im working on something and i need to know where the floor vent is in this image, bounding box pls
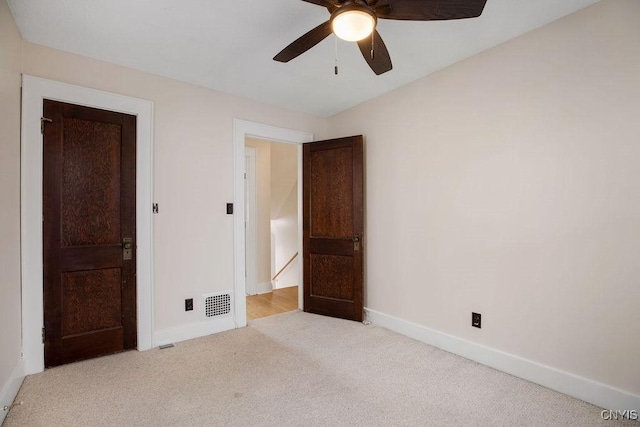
[202,292,232,320]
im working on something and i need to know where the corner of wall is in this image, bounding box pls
[0,0,26,420]
[0,359,25,424]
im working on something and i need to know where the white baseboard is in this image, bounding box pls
[256,282,273,295]
[364,308,640,413]
[0,359,25,425]
[273,283,298,290]
[153,316,236,347]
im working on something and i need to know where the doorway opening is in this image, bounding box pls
[244,137,300,321]
[232,119,313,328]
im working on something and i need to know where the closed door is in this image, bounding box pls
[43,100,137,367]
[303,136,364,321]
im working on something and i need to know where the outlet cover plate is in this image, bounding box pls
[472,312,481,328]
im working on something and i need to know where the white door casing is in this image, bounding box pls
[21,75,154,374]
[232,119,313,327]
[244,146,258,296]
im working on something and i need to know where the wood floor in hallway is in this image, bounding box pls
[246,286,298,321]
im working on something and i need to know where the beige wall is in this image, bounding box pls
[245,138,273,286]
[328,0,640,395]
[270,142,298,218]
[4,0,639,406]
[270,143,299,289]
[20,42,328,330]
[272,183,299,289]
[0,0,23,401]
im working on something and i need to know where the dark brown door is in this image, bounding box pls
[43,100,137,367]
[303,136,364,321]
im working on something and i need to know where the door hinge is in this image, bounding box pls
[41,327,45,344]
[40,117,52,134]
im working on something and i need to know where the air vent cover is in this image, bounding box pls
[202,292,232,320]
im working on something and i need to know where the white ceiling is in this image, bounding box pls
[7,0,599,117]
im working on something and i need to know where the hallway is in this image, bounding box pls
[246,286,298,321]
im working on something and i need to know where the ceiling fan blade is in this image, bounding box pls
[274,20,333,63]
[357,30,392,75]
[376,0,488,21]
[300,0,336,7]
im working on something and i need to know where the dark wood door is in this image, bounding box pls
[303,136,364,321]
[43,100,137,367]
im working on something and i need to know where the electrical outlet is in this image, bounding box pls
[472,312,481,328]
[185,298,193,311]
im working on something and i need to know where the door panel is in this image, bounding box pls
[309,254,354,300]
[61,117,122,246]
[310,145,354,238]
[303,136,364,321]
[61,269,122,336]
[43,100,137,367]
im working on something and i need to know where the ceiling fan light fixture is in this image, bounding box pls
[331,5,377,42]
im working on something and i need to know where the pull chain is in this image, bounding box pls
[334,35,339,75]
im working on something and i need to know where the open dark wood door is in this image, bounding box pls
[303,136,364,321]
[43,100,137,367]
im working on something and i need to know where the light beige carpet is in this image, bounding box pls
[4,311,636,426]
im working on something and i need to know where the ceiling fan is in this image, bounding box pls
[274,0,488,75]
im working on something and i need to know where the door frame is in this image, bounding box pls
[21,75,155,375]
[244,146,258,295]
[233,119,313,327]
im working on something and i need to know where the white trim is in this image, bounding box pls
[233,119,313,328]
[244,147,258,296]
[364,308,640,413]
[21,75,155,375]
[256,282,273,295]
[0,360,25,425]
[296,144,304,311]
[154,316,236,347]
